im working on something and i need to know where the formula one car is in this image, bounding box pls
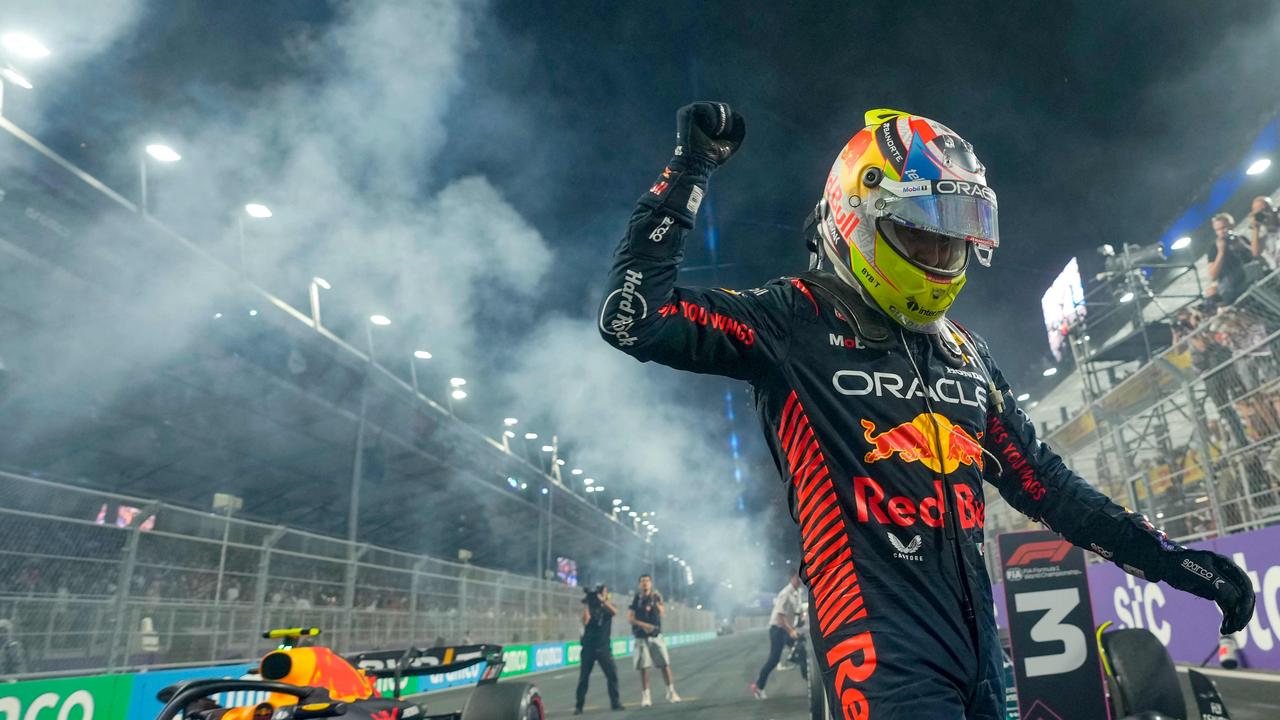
[155,628,543,720]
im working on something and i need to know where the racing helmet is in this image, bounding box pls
[815,109,999,331]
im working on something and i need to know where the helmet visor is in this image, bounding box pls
[879,189,999,250]
[878,218,970,276]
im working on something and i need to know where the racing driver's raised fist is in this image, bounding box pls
[675,101,745,169]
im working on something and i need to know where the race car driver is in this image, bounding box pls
[597,102,1256,719]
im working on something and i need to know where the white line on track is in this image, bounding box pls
[1177,664,1280,683]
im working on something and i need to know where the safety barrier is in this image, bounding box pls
[0,631,718,719]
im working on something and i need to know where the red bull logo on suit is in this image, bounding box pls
[860,413,984,474]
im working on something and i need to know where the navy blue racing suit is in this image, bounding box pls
[598,157,1230,719]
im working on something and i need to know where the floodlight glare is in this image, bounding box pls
[369,314,391,325]
[612,499,622,506]
[628,511,638,517]
[244,203,273,218]
[584,478,595,485]
[1016,392,1031,402]
[1246,158,1271,176]
[540,445,554,452]
[414,350,432,359]
[1042,367,1058,377]
[1118,291,1135,303]
[2,33,51,59]
[570,468,583,475]
[524,432,538,440]
[145,144,181,162]
[0,67,32,90]
[503,417,519,426]
[451,389,467,400]
[503,430,515,438]
[248,309,258,317]
[449,377,466,387]
[312,276,332,289]
[1170,236,1192,251]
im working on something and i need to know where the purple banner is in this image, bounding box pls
[993,524,1280,670]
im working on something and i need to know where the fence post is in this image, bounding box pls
[342,543,370,652]
[107,502,158,671]
[250,527,287,654]
[1185,382,1227,535]
[409,558,427,640]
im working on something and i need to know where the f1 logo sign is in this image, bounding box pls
[1006,540,1071,566]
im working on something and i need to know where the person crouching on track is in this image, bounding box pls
[576,583,625,714]
[628,574,681,706]
[751,568,803,699]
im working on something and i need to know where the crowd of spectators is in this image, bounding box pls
[1161,196,1280,531]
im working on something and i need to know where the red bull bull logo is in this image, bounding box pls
[860,413,984,474]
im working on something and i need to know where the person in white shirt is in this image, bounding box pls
[751,568,803,700]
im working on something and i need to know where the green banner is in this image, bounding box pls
[499,644,531,677]
[0,673,134,720]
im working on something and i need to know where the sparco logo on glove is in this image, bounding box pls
[599,269,647,347]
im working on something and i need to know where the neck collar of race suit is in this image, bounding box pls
[797,270,967,369]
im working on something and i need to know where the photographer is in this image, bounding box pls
[575,584,624,714]
[1250,196,1280,269]
[628,574,680,706]
[1208,213,1255,304]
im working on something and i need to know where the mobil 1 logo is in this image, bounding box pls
[998,530,1108,720]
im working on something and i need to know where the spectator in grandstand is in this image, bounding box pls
[1207,213,1256,304]
[575,584,624,714]
[0,618,27,677]
[1250,196,1280,269]
[628,574,680,706]
[750,568,803,700]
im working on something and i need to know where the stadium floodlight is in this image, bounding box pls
[555,458,566,466]
[620,505,630,511]
[145,144,181,162]
[520,482,528,490]
[504,417,519,426]
[1042,367,1057,377]
[524,432,538,440]
[628,511,638,517]
[540,445,554,452]
[449,377,466,387]
[570,468,583,475]
[1118,291,1135,303]
[2,33,51,59]
[503,430,515,439]
[584,477,595,485]
[213,312,223,319]
[413,350,432,359]
[541,487,549,495]
[612,498,622,506]
[244,203,272,218]
[369,314,391,325]
[312,276,332,290]
[1170,236,1192,251]
[248,309,258,317]
[1246,158,1271,176]
[0,66,32,89]
[506,477,518,488]
[451,389,467,400]
[1016,392,1031,402]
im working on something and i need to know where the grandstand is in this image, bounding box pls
[0,113,710,677]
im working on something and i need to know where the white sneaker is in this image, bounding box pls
[666,687,682,703]
[751,682,767,700]
[640,689,652,707]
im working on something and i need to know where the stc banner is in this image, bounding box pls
[994,523,1280,670]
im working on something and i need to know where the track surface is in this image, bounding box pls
[412,629,1280,719]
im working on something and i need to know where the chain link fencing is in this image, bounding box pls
[0,472,713,679]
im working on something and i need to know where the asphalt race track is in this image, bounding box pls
[414,629,809,719]
[413,629,1280,719]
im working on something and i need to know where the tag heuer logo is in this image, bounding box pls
[888,532,923,562]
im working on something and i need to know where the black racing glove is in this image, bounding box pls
[675,101,746,170]
[1160,548,1255,634]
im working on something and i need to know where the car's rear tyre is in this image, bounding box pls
[462,682,543,720]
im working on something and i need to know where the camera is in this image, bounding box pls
[1252,205,1279,233]
[583,584,607,607]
